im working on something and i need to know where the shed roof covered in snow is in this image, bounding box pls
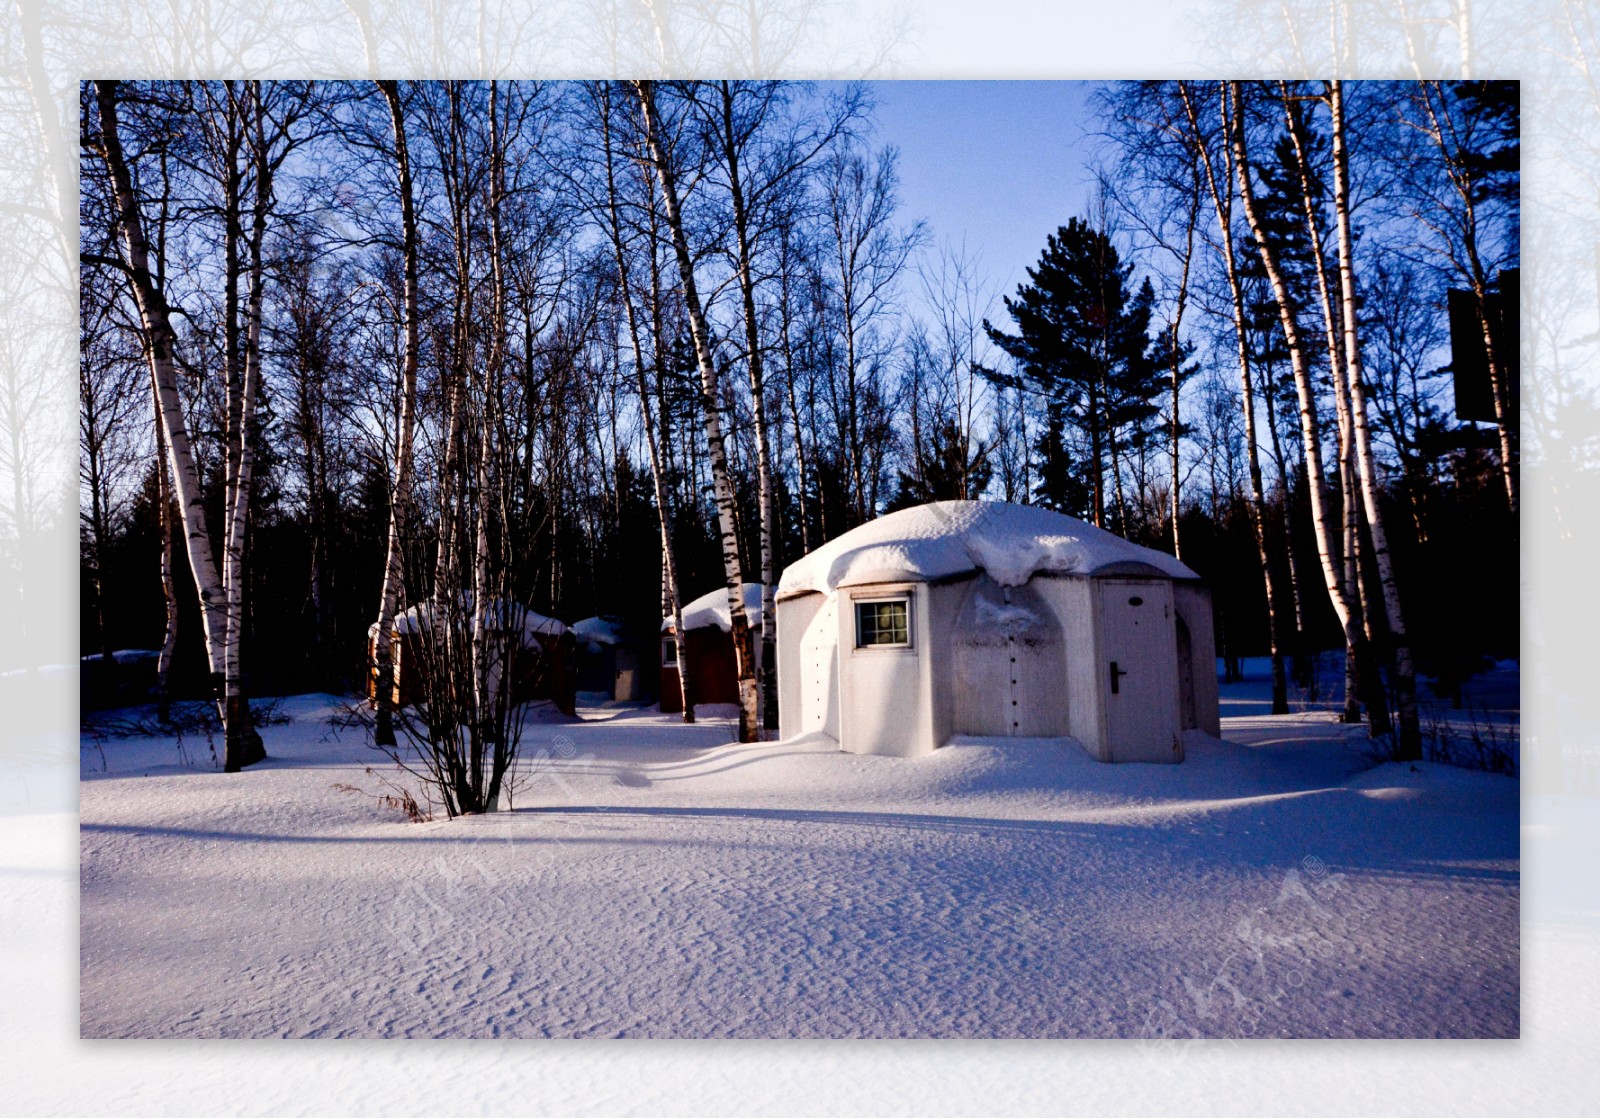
[776,500,1198,600]
[371,595,567,641]
[573,615,631,649]
[664,583,765,634]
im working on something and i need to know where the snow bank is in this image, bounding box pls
[78,691,1520,1040]
[664,583,765,634]
[776,500,1197,598]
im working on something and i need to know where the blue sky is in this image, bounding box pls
[861,80,1107,309]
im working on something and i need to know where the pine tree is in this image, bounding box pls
[982,218,1163,530]
[886,419,993,510]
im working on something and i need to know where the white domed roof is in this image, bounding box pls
[776,500,1197,599]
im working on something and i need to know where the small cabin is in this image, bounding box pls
[775,500,1219,762]
[368,595,575,716]
[572,615,655,703]
[660,583,764,713]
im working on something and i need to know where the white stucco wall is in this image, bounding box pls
[838,583,937,757]
[781,569,1212,764]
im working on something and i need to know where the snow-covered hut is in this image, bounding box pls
[775,500,1219,762]
[80,648,161,711]
[573,614,654,702]
[368,595,575,715]
[660,583,764,713]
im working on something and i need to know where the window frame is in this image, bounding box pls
[852,594,913,650]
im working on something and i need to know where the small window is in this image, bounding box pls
[662,640,678,667]
[855,598,910,648]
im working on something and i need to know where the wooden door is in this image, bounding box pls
[1097,579,1182,762]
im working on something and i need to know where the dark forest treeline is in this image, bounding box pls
[80,79,1517,774]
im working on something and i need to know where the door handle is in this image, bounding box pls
[1110,661,1127,694]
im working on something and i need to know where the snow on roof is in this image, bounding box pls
[81,649,161,666]
[372,594,567,641]
[776,500,1198,598]
[573,615,630,648]
[664,583,765,634]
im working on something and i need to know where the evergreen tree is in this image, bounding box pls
[982,217,1163,528]
[886,418,993,510]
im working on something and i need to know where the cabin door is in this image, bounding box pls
[614,647,640,702]
[1097,579,1182,762]
[953,576,1068,738]
[800,597,839,737]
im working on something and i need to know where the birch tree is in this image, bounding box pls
[594,82,694,722]
[1328,78,1422,758]
[90,80,264,769]
[371,79,422,749]
[1230,80,1375,732]
[631,79,760,743]
[693,79,858,730]
[1277,82,1368,721]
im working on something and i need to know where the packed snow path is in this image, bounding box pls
[80,688,1518,1039]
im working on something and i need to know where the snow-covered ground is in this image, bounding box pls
[78,668,1519,1039]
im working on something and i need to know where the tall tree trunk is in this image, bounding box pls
[1231,81,1367,725]
[434,84,474,606]
[598,84,693,722]
[1168,189,1199,558]
[777,224,812,554]
[715,82,779,733]
[372,79,421,749]
[218,82,271,771]
[472,80,509,810]
[152,376,178,723]
[1180,81,1288,714]
[633,79,760,743]
[1088,380,1105,528]
[93,81,235,752]
[1328,79,1420,758]
[1279,84,1365,722]
[81,377,114,663]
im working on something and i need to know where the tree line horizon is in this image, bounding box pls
[78,79,1517,793]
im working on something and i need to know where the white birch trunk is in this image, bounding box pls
[1230,82,1366,706]
[1181,82,1289,714]
[94,81,231,730]
[598,84,693,722]
[152,375,177,723]
[1279,84,1366,723]
[372,80,421,749]
[216,82,272,769]
[633,79,760,743]
[715,83,779,733]
[1328,79,1422,758]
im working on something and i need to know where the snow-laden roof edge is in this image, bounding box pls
[664,583,765,634]
[368,594,567,641]
[776,500,1199,599]
[573,615,631,648]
